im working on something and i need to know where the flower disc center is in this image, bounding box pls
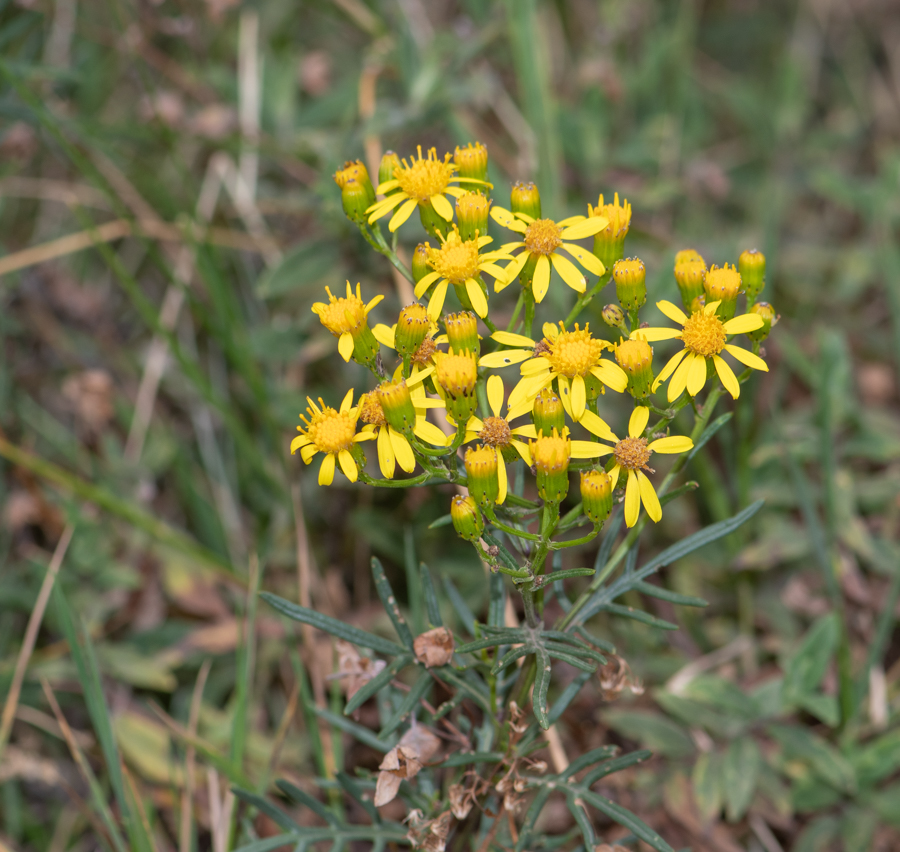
[547,329,604,377]
[314,293,366,335]
[614,436,652,472]
[430,238,479,282]
[358,392,386,427]
[395,150,456,201]
[524,219,563,255]
[306,408,357,453]
[681,311,726,358]
[480,416,511,448]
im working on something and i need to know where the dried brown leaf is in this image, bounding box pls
[414,627,454,668]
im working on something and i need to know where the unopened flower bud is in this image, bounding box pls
[675,248,704,266]
[451,494,484,541]
[580,469,612,525]
[531,428,571,504]
[704,264,742,320]
[674,258,707,312]
[334,160,374,197]
[444,311,480,357]
[311,282,381,366]
[615,337,654,399]
[532,387,565,436]
[341,179,372,224]
[465,446,499,508]
[510,181,541,220]
[377,380,417,435]
[456,191,490,241]
[613,258,647,312]
[433,349,479,422]
[602,304,626,331]
[454,142,489,182]
[690,294,706,313]
[589,193,631,273]
[395,304,431,357]
[747,301,778,342]
[412,243,432,284]
[739,249,766,304]
[378,151,401,190]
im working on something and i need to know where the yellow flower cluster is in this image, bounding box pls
[297,143,777,532]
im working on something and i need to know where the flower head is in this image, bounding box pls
[433,348,479,421]
[638,300,768,401]
[414,227,510,319]
[291,390,376,485]
[588,193,631,271]
[490,207,609,303]
[593,407,693,527]
[312,282,383,364]
[739,249,766,303]
[366,146,491,233]
[703,264,742,320]
[480,323,627,421]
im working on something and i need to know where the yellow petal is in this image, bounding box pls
[551,252,586,293]
[571,441,613,459]
[414,419,450,447]
[723,313,764,334]
[318,453,336,486]
[372,323,396,348]
[654,349,687,389]
[588,360,628,393]
[557,375,573,419]
[430,193,454,221]
[520,356,552,376]
[338,449,358,482]
[556,215,586,228]
[724,344,768,371]
[713,354,740,399]
[478,262,510,280]
[389,197,418,232]
[499,250,530,289]
[414,271,442,298]
[340,388,354,412]
[510,423,537,439]
[571,374,586,421]
[635,327,682,342]
[479,349,532,369]
[704,300,721,315]
[532,255,552,303]
[465,278,489,317]
[511,439,532,466]
[486,374,504,416]
[390,428,417,472]
[497,455,508,505]
[493,330,535,347]
[506,398,534,422]
[667,352,694,402]
[560,243,604,276]
[648,435,693,454]
[624,470,640,527]
[686,352,708,396]
[609,464,621,490]
[426,280,449,320]
[366,192,406,222]
[580,410,617,442]
[637,471,661,523]
[290,435,310,454]
[628,405,650,437]
[560,216,609,240]
[338,332,354,362]
[375,179,400,194]
[656,300,688,326]
[490,206,517,228]
[508,373,551,409]
[377,427,396,478]
[301,444,318,464]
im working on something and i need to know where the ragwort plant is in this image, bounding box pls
[254,141,778,852]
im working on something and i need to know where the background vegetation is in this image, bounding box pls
[1,0,899,850]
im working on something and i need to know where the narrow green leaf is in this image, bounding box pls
[419,563,443,627]
[457,632,525,654]
[533,646,552,729]
[427,513,453,529]
[543,640,606,665]
[783,613,838,705]
[438,668,492,714]
[723,738,760,821]
[261,592,406,655]
[370,557,415,649]
[561,745,619,780]
[232,835,300,852]
[598,603,678,630]
[685,412,732,464]
[379,668,432,738]
[335,771,380,822]
[443,577,476,635]
[566,793,595,848]
[545,649,596,673]
[580,789,676,852]
[768,724,857,794]
[634,580,708,608]
[311,706,394,753]
[492,644,535,674]
[548,670,592,726]
[532,567,595,588]
[344,656,413,715]
[851,728,900,787]
[603,710,694,758]
[574,625,616,653]
[582,750,653,786]
[276,780,340,826]
[232,787,301,831]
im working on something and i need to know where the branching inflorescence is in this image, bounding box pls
[263,142,778,852]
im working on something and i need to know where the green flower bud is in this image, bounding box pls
[674,258,707,313]
[510,181,541,220]
[395,304,431,357]
[704,264,741,321]
[412,242,432,284]
[739,249,766,304]
[465,445,499,508]
[451,494,484,541]
[456,191,490,241]
[378,151,401,189]
[454,142,488,182]
[747,301,778,342]
[444,312,480,357]
[580,469,612,525]
[531,428,571,504]
[602,304,626,331]
[377,380,418,435]
[532,387,565,436]
[615,337,654,399]
[613,258,647,313]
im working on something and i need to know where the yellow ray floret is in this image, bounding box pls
[311,282,384,362]
[636,300,767,402]
[590,406,694,528]
[480,323,627,421]
[291,390,376,486]
[366,146,491,233]
[490,207,610,303]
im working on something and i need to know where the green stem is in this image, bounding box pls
[524,290,536,339]
[550,526,601,550]
[359,471,433,488]
[485,507,542,542]
[564,271,612,327]
[362,223,415,283]
[506,292,525,332]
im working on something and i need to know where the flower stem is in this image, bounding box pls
[564,271,612,327]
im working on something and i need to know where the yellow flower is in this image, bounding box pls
[291,390,376,486]
[372,317,444,382]
[490,207,609,303]
[311,282,384,363]
[357,376,446,479]
[366,146,490,233]
[479,323,627,421]
[462,375,537,504]
[594,407,693,528]
[414,228,512,320]
[637,300,768,402]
